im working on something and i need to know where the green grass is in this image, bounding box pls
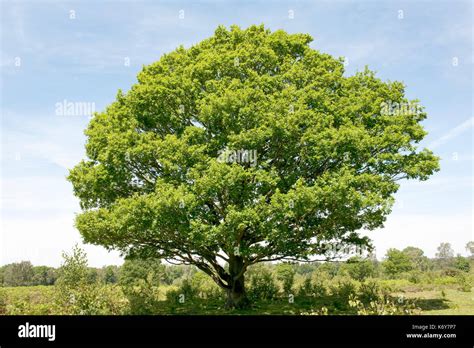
[399,288,474,315]
[1,283,473,315]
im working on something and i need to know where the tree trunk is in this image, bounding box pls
[225,256,248,309]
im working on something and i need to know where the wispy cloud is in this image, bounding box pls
[428,117,473,149]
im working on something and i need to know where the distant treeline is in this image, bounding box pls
[1,242,472,288]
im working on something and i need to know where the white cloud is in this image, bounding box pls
[428,117,474,149]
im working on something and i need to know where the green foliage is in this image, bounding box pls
[407,270,423,284]
[55,245,127,314]
[56,245,90,288]
[402,247,431,271]
[166,277,204,306]
[32,266,57,286]
[101,265,120,284]
[317,262,340,278]
[358,279,382,304]
[247,266,279,301]
[349,279,421,315]
[275,263,296,294]
[293,263,318,275]
[163,265,190,285]
[1,255,473,315]
[348,293,420,315]
[189,272,224,300]
[300,306,329,315]
[455,273,472,292]
[297,275,327,298]
[68,24,439,305]
[121,279,161,314]
[339,256,376,281]
[119,258,164,314]
[382,248,414,277]
[330,278,357,310]
[297,276,315,297]
[453,255,470,272]
[0,288,6,314]
[2,261,34,287]
[119,258,164,288]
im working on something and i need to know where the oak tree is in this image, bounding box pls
[68,25,439,308]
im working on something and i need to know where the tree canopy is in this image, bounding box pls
[68,25,439,307]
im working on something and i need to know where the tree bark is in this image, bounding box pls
[225,256,248,309]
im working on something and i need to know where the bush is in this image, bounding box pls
[190,272,224,300]
[330,278,357,310]
[348,293,420,315]
[312,278,328,297]
[349,279,420,315]
[0,288,6,315]
[297,276,315,297]
[101,266,120,284]
[358,280,383,304]
[121,280,160,314]
[55,245,127,315]
[119,258,164,288]
[247,266,279,301]
[317,263,340,278]
[340,257,376,281]
[297,272,328,299]
[443,268,461,277]
[275,263,296,295]
[407,270,423,284]
[118,258,166,314]
[453,256,470,273]
[382,249,414,278]
[456,274,472,292]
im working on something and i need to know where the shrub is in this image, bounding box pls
[55,245,127,315]
[297,276,315,298]
[358,279,383,304]
[340,257,376,281]
[247,266,279,301]
[382,249,414,278]
[317,263,340,278]
[190,272,224,300]
[119,258,164,288]
[101,266,120,284]
[121,279,161,314]
[312,278,328,297]
[297,270,329,299]
[166,277,202,304]
[330,278,358,310]
[407,270,423,284]
[456,274,472,292]
[443,268,461,277]
[119,258,165,314]
[300,306,329,315]
[348,293,420,315]
[453,256,470,273]
[275,263,296,295]
[0,288,6,315]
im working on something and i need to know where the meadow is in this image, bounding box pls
[1,246,473,316]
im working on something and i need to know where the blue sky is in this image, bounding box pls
[1,0,472,266]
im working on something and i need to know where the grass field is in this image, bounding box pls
[1,282,472,315]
